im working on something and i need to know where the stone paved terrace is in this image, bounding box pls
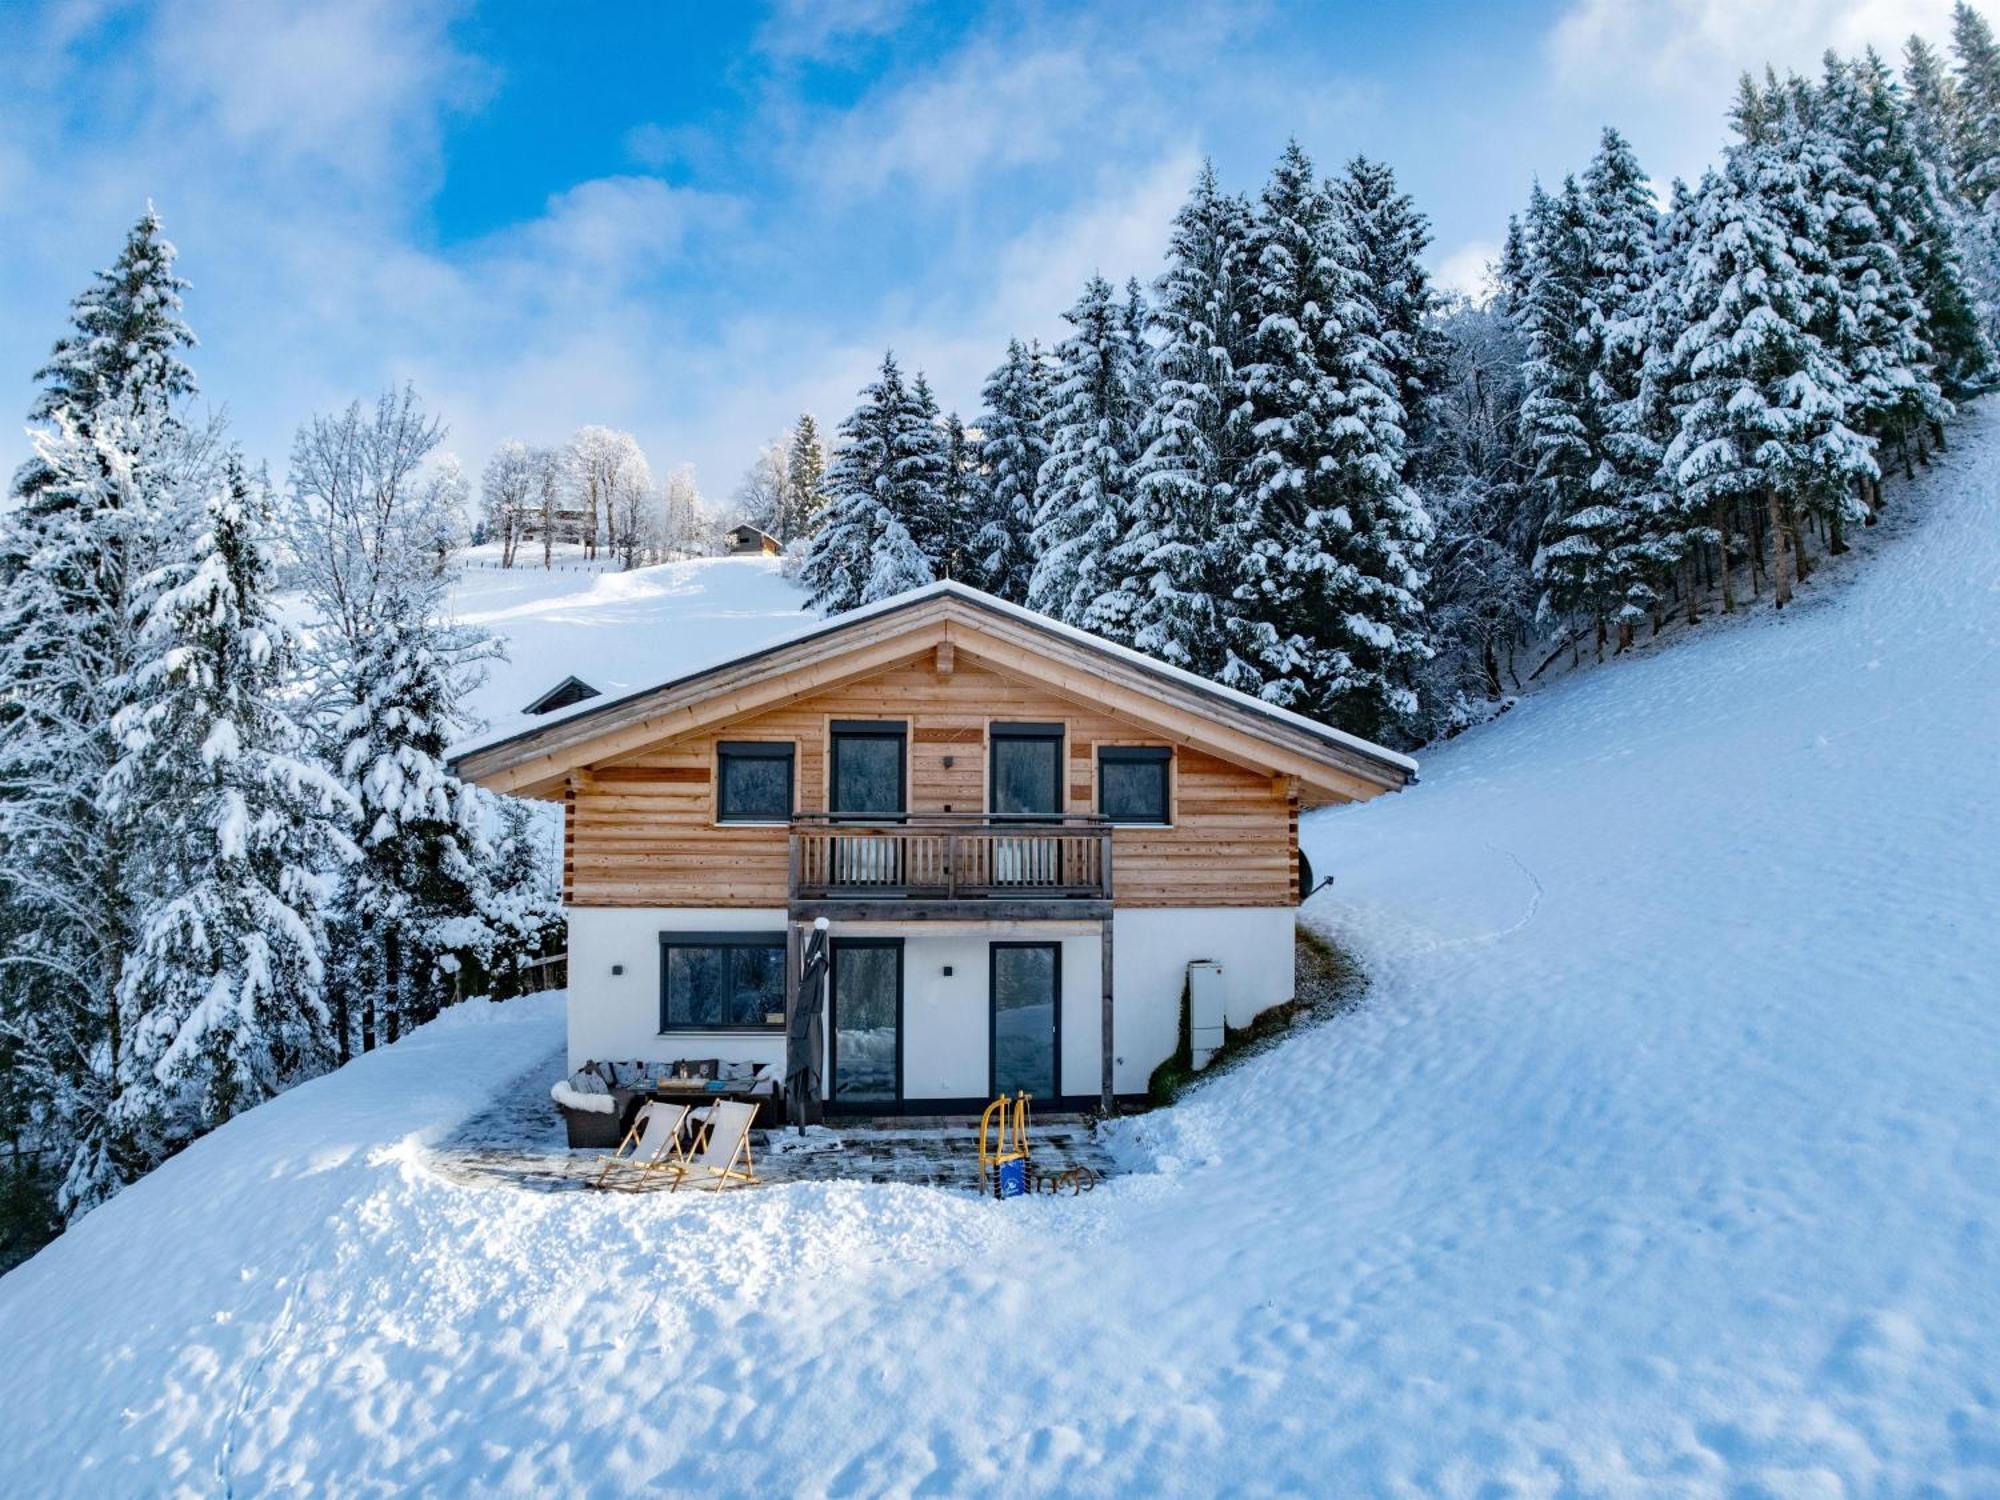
[425,1046,1124,1196]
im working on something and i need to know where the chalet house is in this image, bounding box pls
[726,524,783,556]
[451,582,1416,1117]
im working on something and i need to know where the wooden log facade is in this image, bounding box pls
[562,652,1300,909]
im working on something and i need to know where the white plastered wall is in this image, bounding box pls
[564,905,1297,1098]
[564,907,791,1073]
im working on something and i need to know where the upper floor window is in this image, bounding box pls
[1098,745,1172,824]
[989,721,1064,818]
[717,741,794,823]
[830,720,906,817]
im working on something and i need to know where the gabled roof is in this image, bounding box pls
[449,580,1418,804]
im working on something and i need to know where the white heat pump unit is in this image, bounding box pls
[1187,960,1227,1071]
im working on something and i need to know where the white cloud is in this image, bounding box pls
[501,177,741,286]
[1549,0,1954,100]
[145,0,487,197]
[755,0,914,64]
[1432,240,1500,301]
[820,43,1104,195]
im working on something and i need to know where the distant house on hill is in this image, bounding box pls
[453,580,1418,1121]
[726,523,782,556]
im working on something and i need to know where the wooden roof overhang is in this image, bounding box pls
[449,585,1418,806]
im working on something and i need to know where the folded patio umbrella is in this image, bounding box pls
[785,920,829,1132]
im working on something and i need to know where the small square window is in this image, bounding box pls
[1098,746,1171,824]
[718,741,794,823]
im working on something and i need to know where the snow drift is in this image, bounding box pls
[1,410,1997,1493]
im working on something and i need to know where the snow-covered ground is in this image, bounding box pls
[3,412,1998,1493]
[449,550,809,747]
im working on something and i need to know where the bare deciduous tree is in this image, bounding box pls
[481,440,535,567]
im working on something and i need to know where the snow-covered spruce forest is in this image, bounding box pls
[7,5,2000,1268]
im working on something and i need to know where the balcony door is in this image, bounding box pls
[830,938,902,1109]
[991,942,1060,1099]
[829,721,906,887]
[989,723,1063,888]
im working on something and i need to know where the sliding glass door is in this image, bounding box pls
[830,939,902,1108]
[991,942,1060,1099]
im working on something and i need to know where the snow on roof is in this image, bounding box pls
[450,577,1418,778]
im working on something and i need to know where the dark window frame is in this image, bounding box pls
[989,940,1062,1100]
[715,739,796,824]
[829,719,908,820]
[828,936,904,1108]
[1097,744,1173,825]
[987,721,1065,820]
[658,930,788,1032]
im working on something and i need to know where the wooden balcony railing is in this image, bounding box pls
[789,814,1113,902]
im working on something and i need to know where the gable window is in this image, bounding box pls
[660,932,787,1030]
[717,741,795,823]
[989,721,1064,818]
[1098,745,1172,824]
[830,720,906,818]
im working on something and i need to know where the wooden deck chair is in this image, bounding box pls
[668,1099,760,1192]
[594,1100,691,1189]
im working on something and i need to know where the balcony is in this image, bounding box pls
[789,813,1113,916]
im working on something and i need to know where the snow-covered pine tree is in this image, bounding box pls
[107,459,357,1140]
[1028,274,1150,643]
[1904,33,1963,163]
[1636,177,1735,621]
[939,411,976,581]
[1332,155,1448,475]
[970,338,1051,605]
[1123,277,1157,415]
[1851,47,1994,398]
[1547,128,1675,651]
[781,413,828,542]
[1123,162,1257,676]
[285,388,507,1054]
[901,373,952,569]
[1952,2,2000,212]
[1518,174,1614,639]
[799,353,936,613]
[0,207,202,1217]
[1234,141,1432,741]
[1663,148,1876,609]
[1807,54,1951,512]
[1911,26,2000,356]
[470,796,564,1000]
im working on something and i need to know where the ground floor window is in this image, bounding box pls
[659,932,787,1031]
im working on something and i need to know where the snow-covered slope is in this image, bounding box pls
[450,552,809,747]
[2,413,1998,1493]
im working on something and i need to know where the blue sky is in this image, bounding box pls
[0,0,1962,501]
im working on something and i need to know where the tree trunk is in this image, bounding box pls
[1786,497,1812,585]
[1828,505,1848,556]
[1765,488,1793,607]
[333,977,351,1066]
[385,927,402,1046]
[1713,501,1736,613]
